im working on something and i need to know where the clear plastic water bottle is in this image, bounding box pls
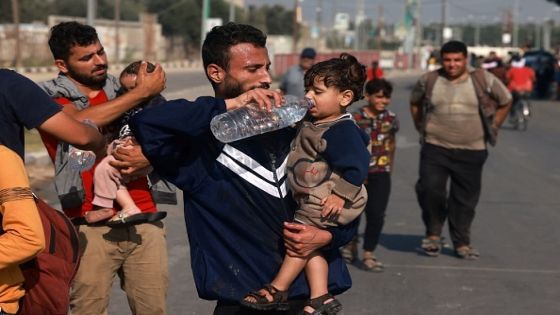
[67,146,96,171]
[211,95,312,143]
[67,120,98,172]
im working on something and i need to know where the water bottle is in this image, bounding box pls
[67,120,98,172]
[67,146,96,171]
[211,95,312,143]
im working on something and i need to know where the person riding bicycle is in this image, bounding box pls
[506,55,535,119]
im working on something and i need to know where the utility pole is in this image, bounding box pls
[441,0,447,45]
[201,0,210,49]
[355,0,365,50]
[315,0,323,48]
[535,21,542,49]
[114,0,120,64]
[415,0,422,69]
[229,0,235,22]
[474,20,480,46]
[513,0,519,47]
[142,13,157,61]
[87,0,96,26]
[11,0,21,69]
[376,4,384,50]
[292,0,302,53]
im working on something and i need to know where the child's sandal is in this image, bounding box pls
[240,284,289,311]
[299,293,343,315]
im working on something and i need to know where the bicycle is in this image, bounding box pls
[509,92,532,131]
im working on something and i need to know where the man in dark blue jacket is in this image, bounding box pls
[130,23,357,314]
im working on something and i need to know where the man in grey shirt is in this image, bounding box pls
[279,47,316,98]
[410,40,511,261]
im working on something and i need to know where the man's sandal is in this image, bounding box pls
[240,284,289,311]
[455,246,480,260]
[421,237,443,257]
[299,293,343,315]
[362,251,384,272]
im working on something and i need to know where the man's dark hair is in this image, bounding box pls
[120,60,156,77]
[304,53,366,103]
[440,40,468,57]
[365,78,393,97]
[201,22,267,71]
[48,21,99,61]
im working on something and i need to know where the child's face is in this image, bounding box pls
[365,90,391,112]
[305,77,352,123]
[120,74,137,93]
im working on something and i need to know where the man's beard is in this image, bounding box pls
[66,64,108,89]
[222,75,270,99]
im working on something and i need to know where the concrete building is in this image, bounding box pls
[0,14,165,67]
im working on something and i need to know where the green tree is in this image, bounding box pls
[263,5,293,35]
[0,0,55,23]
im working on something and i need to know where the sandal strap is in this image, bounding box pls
[305,293,335,309]
[301,294,343,315]
[244,291,269,304]
[242,284,288,306]
[456,246,480,259]
[363,251,376,260]
[264,284,287,299]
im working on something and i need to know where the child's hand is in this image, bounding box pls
[320,194,345,221]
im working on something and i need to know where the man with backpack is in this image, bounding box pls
[409,40,511,260]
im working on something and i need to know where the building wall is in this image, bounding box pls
[0,14,166,67]
[0,24,51,67]
[47,15,166,64]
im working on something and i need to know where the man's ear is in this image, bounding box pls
[54,59,69,74]
[339,90,355,107]
[207,64,225,84]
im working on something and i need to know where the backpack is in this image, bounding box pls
[423,68,499,146]
[17,195,81,315]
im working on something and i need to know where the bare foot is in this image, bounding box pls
[84,208,114,223]
[108,206,141,222]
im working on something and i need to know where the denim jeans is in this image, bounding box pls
[415,143,488,248]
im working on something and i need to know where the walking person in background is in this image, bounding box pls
[482,51,508,85]
[506,55,535,122]
[410,40,511,260]
[280,47,316,98]
[366,60,384,81]
[346,78,399,272]
[39,21,169,314]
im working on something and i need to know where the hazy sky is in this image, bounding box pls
[245,0,560,25]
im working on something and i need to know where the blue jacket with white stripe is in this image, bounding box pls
[130,96,358,302]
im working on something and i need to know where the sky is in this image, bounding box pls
[245,0,560,26]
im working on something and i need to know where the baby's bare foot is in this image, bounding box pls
[84,208,114,223]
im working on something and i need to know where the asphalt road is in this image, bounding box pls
[27,70,560,314]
